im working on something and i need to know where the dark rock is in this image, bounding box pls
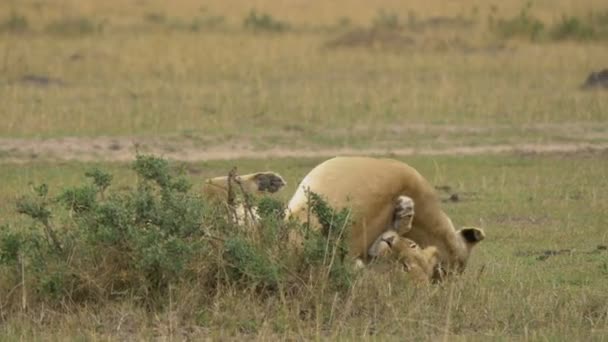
[582,69,608,89]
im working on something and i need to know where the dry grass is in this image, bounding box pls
[1,0,608,339]
[1,0,607,151]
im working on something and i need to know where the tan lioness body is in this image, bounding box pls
[287,156,484,274]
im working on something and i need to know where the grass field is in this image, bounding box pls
[2,0,608,150]
[1,153,607,340]
[1,0,608,340]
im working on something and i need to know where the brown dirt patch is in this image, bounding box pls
[1,136,608,163]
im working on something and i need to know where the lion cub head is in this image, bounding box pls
[369,231,441,284]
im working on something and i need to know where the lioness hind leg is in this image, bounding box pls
[392,195,414,235]
[248,172,287,193]
[205,171,286,194]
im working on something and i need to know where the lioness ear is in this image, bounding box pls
[458,227,485,244]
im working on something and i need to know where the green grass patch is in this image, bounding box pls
[244,9,290,32]
[45,17,102,36]
[0,153,607,339]
[0,12,28,33]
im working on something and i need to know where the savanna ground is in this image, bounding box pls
[1,0,608,340]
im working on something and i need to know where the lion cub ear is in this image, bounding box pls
[458,227,485,244]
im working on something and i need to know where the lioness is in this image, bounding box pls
[204,156,485,278]
[286,157,484,276]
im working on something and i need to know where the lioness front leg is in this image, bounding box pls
[392,195,414,235]
[357,195,415,266]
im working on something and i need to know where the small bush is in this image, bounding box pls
[372,9,401,31]
[224,236,281,289]
[0,12,28,33]
[144,13,225,32]
[171,16,225,32]
[407,13,474,31]
[257,196,285,221]
[7,156,210,303]
[244,10,289,32]
[550,15,596,41]
[594,10,608,27]
[301,191,353,290]
[336,16,352,29]
[0,225,22,264]
[0,155,354,312]
[491,5,544,40]
[143,12,166,24]
[490,5,608,42]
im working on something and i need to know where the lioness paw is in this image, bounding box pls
[368,230,398,258]
[251,172,287,193]
[392,195,415,234]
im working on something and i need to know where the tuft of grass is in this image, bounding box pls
[243,9,289,32]
[143,12,167,24]
[45,17,101,36]
[491,4,608,42]
[372,9,401,31]
[144,12,225,32]
[551,15,597,41]
[167,16,225,32]
[0,12,28,33]
[491,3,544,41]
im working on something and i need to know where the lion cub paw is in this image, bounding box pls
[392,195,415,234]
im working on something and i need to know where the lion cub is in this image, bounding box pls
[368,230,440,284]
[366,195,440,284]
